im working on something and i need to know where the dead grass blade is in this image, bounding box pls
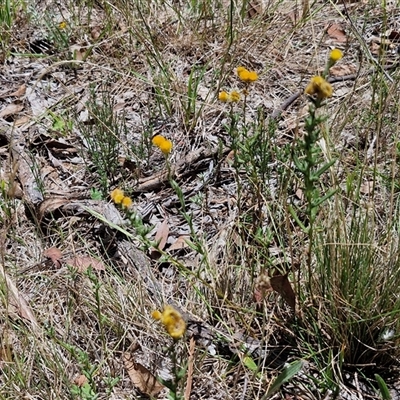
[0,263,40,334]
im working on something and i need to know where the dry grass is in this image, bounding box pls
[1,0,400,399]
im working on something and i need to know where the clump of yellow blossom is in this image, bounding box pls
[218,91,230,102]
[218,90,241,103]
[110,188,124,204]
[110,188,132,208]
[152,135,173,155]
[59,21,67,29]
[121,196,132,208]
[229,90,241,102]
[237,66,258,83]
[304,76,333,99]
[329,48,343,63]
[152,305,186,340]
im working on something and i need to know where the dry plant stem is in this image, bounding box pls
[183,337,195,400]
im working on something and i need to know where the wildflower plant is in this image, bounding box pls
[236,66,258,123]
[290,50,342,298]
[80,84,125,196]
[110,188,152,243]
[152,305,187,400]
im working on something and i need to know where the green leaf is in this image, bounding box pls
[90,188,102,200]
[375,374,391,400]
[263,360,303,398]
[312,158,337,179]
[243,355,258,372]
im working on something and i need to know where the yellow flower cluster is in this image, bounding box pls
[152,305,186,340]
[218,90,241,103]
[237,66,258,83]
[304,76,333,99]
[110,188,132,208]
[329,48,343,63]
[152,135,173,155]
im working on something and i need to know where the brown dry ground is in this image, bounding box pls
[1,0,400,399]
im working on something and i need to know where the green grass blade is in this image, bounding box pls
[263,360,303,398]
[375,374,391,400]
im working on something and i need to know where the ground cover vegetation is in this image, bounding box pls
[1,0,400,398]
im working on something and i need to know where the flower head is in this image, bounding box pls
[110,188,124,204]
[152,305,186,340]
[152,135,173,155]
[111,188,133,209]
[218,91,230,102]
[329,48,343,63]
[121,196,132,208]
[305,76,333,99]
[237,66,258,83]
[59,21,67,30]
[218,90,241,103]
[229,90,241,102]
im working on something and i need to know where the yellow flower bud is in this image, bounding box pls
[218,91,230,102]
[329,48,343,63]
[110,188,124,204]
[121,196,132,208]
[152,305,186,340]
[229,90,241,102]
[152,135,173,155]
[237,67,258,83]
[305,76,333,99]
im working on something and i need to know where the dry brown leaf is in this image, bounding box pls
[73,374,88,387]
[0,264,39,333]
[270,274,296,310]
[10,84,26,97]
[295,188,304,201]
[360,181,374,194]
[254,273,273,305]
[44,247,63,268]
[370,41,381,55]
[169,235,190,251]
[0,103,23,118]
[38,197,71,219]
[253,288,264,305]
[14,115,30,127]
[123,353,164,397]
[70,45,87,61]
[66,256,105,272]
[154,219,169,251]
[91,26,102,40]
[330,63,357,77]
[247,0,262,18]
[326,23,347,43]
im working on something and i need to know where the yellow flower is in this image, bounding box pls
[305,76,333,99]
[230,90,241,102]
[218,91,230,102]
[152,135,173,155]
[59,21,67,29]
[152,310,162,320]
[152,305,186,340]
[152,135,165,147]
[329,48,343,63]
[110,188,124,204]
[121,196,132,208]
[237,66,258,83]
